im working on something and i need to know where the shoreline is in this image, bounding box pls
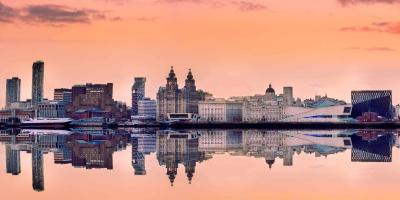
[3,121,400,130]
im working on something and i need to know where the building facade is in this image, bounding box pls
[198,99,243,122]
[351,90,393,119]
[242,84,285,122]
[54,88,72,105]
[6,77,21,108]
[131,77,146,115]
[283,87,294,106]
[32,61,44,106]
[37,101,66,118]
[156,67,209,121]
[138,98,157,118]
[72,83,114,110]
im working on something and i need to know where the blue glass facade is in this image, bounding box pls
[351,90,393,119]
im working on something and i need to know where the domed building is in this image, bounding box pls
[242,83,285,122]
[265,83,277,101]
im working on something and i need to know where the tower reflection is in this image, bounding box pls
[0,128,399,191]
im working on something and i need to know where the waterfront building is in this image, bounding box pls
[131,77,146,115]
[71,83,126,118]
[9,101,31,109]
[351,90,393,119]
[32,61,44,106]
[54,88,72,105]
[156,67,210,121]
[198,98,243,122]
[5,77,21,108]
[72,83,113,109]
[37,101,66,118]
[395,104,400,120]
[242,84,285,122]
[138,98,157,118]
[283,87,294,106]
[0,109,35,123]
[283,104,353,122]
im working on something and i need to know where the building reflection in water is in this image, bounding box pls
[131,130,157,175]
[351,130,393,162]
[1,128,400,191]
[156,131,210,186]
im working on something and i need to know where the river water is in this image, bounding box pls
[0,129,398,200]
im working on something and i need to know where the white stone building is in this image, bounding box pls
[198,98,243,122]
[242,84,285,122]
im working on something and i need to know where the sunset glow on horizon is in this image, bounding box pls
[1,0,400,107]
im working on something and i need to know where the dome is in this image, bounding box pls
[266,83,275,94]
[266,159,275,169]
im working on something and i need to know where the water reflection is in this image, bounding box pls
[0,128,399,192]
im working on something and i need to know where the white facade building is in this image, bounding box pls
[282,104,353,122]
[242,95,285,122]
[198,98,243,122]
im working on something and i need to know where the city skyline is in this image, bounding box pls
[1,63,399,109]
[1,0,400,108]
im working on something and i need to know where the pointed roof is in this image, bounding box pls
[169,66,176,78]
[187,68,193,80]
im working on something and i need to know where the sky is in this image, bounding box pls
[1,0,400,108]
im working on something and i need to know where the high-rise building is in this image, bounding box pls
[32,146,44,191]
[5,77,21,108]
[283,87,294,106]
[6,144,21,175]
[138,98,157,118]
[54,88,72,105]
[156,67,209,121]
[351,90,393,119]
[131,77,146,115]
[32,61,44,106]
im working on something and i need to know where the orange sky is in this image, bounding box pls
[1,0,400,108]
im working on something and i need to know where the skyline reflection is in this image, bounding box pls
[0,128,399,192]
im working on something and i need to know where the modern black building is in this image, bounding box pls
[32,61,44,106]
[351,90,393,119]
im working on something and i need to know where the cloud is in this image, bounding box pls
[0,2,17,22]
[367,47,396,51]
[157,0,267,11]
[338,0,400,5]
[20,4,106,24]
[0,1,122,26]
[136,16,159,22]
[233,1,267,11]
[344,46,396,52]
[340,21,400,35]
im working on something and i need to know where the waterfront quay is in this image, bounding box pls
[4,121,400,130]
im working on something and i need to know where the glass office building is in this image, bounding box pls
[351,90,393,119]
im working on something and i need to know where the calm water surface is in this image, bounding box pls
[0,129,399,200]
